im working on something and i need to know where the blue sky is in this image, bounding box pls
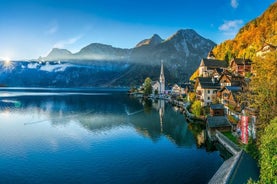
[0,0,275,60]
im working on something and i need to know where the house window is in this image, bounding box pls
[208,97,210,100]
[208,90,210,94]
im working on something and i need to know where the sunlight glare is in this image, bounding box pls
[4,57,11,67]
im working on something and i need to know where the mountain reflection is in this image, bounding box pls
[0,94,195,147]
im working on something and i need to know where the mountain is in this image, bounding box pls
[135,34,163,47]
[213,2,277,60]
[45,48,73,60]
[2,29,215,87]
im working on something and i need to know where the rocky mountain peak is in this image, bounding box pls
[135,34,163,47]
[44,48,72,60]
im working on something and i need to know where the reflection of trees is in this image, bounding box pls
[187,123,206,147]
[1,95,201,147]
[143,99,152,114]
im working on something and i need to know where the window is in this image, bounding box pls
[208,97,210,100]
[207,90,210,94]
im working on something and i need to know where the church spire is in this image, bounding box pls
[159,60,165,94]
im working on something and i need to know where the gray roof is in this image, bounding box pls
[202,58,228,68]
[198,77,221,89]
[207,116,232,128]
[232,58,252,65]
[210,104,224,110]
[225,86,242,92]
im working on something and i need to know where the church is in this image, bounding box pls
[152,61,165,95]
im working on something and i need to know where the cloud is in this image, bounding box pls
[53,35,83,48]
[219,19,243,36]
[46,21,59,35]
[230,0,239,8]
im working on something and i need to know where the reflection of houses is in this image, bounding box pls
[230,58,252,76]
[152,61,165,95]
[218,86,242,113]
[195,77,221,106]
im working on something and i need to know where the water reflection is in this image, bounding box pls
[0,92,224,184]
[0,94,196,147]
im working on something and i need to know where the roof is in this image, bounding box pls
[219,86,242,92]
[231,58,252,65]
[210,104,224,110]
[201,58,228,68]
[151,81,159,85]
[197,77,221,89]
[225,86,242,92]
[207,116,231,128]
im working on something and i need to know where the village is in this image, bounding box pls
[129,48,262,144]
[129,43,277,182]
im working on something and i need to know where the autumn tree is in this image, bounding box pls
[249,52,277,133]
[143,77,152,96]
[191,100,201,117]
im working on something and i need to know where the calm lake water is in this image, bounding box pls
[0,89,223,184]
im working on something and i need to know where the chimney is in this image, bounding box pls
[211,77,215,84]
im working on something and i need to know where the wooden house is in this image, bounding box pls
[230,58,252,76]
[206,116,232,135]
[210,104,225,116]
[218,86,242,113]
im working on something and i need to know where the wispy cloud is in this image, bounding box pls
[219,19,243,37]
[46,21,59,35]
[230,0,239,8]
[53,35,83,48]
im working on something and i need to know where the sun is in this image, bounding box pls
[4,57,11,67]
[1,57,14,70]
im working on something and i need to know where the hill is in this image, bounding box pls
[213,2,277,61]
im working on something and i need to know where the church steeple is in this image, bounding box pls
[159,60,165,94]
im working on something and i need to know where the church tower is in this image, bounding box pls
[159,60,165,94]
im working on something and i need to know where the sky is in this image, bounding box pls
[0,0,275,60]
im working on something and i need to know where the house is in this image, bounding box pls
[171,84,182,95]
[195,77,221,106]
[152,81,161,94]
[230,58,252,76]
[206,116,232,135]
[211,68,224,79]
[210,104,225,116]
[198,58,228,77]
[218,72,246,88]
[218,86,242,114]
[256,43,277,57]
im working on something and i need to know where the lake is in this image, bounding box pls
[0,89,223,184]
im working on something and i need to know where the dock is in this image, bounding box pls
[209,131,259,184]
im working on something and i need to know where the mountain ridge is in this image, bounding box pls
[39,29,216,84]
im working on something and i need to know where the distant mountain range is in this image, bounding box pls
[0,29,215,87]
[40,29,213,80]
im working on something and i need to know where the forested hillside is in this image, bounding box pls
[213,2,277,61]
